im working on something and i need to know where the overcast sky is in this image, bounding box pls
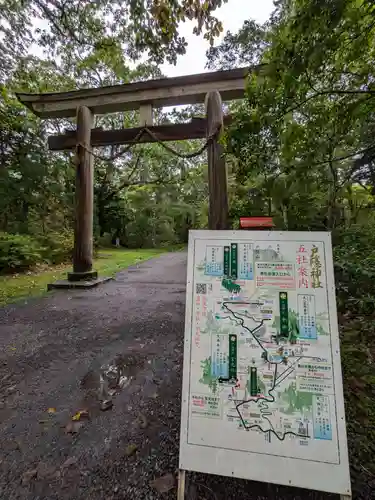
[30,0,274,76]
[161,0,274,77]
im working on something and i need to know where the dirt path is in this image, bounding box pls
[0,252,337,500]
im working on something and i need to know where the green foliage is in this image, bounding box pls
[210,5,375,492]
[340,317,375,498]
[0,230,74,272]
[1,77,206,257]
[0,232,44,272]
[125,215,177,249]
[335,219,375,495]
[211,1,375,232]
[38,230,74,265]
[333,220,375,316]
[0,0,228,81]
[97,233,114,248]
[0,0,213,259]
[206,19,267,69]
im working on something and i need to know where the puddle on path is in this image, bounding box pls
[80,353,146,413]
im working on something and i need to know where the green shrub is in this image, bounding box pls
[125,216,178,249]
[0,232,44,272]
[97,233,113,248]
[39,230,74,264]
[333,221,375,315]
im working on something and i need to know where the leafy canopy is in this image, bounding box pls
[0,0,227,81]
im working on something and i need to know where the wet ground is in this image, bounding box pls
[0,252,348,499]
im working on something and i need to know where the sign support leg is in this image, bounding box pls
[177,469,186,500]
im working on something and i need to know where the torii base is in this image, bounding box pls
[67,270,98,281]
[47,276,112,290]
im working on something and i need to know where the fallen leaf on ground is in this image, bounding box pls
[72,410,89,421]
[150,473,175,493]
[47,407,56,414]
[124,444,138,457]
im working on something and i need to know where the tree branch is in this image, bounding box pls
[280,89,375,119]
[297,144,375,168]
[353,178,372,192]
[34,0,90,47]
[104,152,143,201]
[338,162,364,188]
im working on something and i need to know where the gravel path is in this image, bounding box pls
[0,252,340,499]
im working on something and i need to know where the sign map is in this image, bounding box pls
[179,231,351,496]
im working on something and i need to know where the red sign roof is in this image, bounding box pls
[240,217,274,228]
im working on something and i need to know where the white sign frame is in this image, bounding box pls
[179,230,351,497]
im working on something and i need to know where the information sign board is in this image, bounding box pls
[179,230,351,496]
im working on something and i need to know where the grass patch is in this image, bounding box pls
[0,248,170,306]
[93,248,168,275]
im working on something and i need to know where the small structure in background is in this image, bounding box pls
[240,217,274,229]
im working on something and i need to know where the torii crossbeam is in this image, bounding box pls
[16,67,254,288]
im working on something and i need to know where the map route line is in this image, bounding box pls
[242,421,310,442]
[274,355,326,389]
[222,302,266,353]
[273,357,303,388]
[222,301,311,441]
[273,370,297,389]
[275,357,302,382]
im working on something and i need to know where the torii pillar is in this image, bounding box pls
[205,91,229,230]
[48,106,110,289]
[67,106,97,282]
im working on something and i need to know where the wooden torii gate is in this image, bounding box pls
[16,67,249,287]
